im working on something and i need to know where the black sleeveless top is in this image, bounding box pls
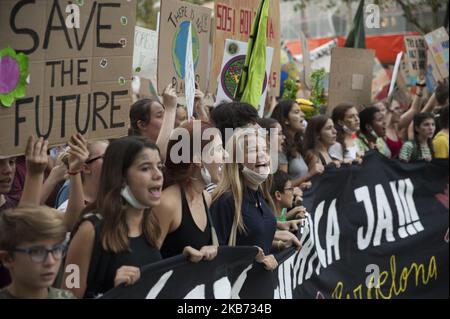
[160,188,212,258]
[84,217,161,298]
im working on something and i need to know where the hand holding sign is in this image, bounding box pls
[194,87,209,122]
[162,83,178,111]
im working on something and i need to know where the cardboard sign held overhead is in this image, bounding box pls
[404,35,427,77]
[157,0,212,96]
[424,27,449,79]
[185,23,196,120]
[0,0,135,157]
[400,52,417,87]
[212,0,280,97]
[133,26,158,87]
[328,48,375,112]
[425,49,444,93]
[216,39,273,117]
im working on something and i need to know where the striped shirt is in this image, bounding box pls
[399,141,433,162]
[355,133,392,158]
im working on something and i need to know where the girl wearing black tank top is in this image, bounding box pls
[153,121,224,260]
[62,137,206,298]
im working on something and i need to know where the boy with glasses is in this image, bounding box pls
[270,171,307,230]
[0,206,74,299]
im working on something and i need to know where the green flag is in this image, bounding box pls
[344,0,366,48]
[234,0,269,110]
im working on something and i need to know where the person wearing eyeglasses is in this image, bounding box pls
[0,206,74,299]
[55,137,109,232]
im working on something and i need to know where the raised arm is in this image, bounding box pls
[64,134,89,231]
[156,83,178,164]
[19,136,48,206]
[194,88,210,123]
[398,78,426,130]
[40,163,67,205]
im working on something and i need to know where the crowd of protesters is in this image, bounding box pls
[0,75,448,299]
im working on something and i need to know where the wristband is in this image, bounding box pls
[68,169,81,176]
[416,83,426,88]
[416,93,423,98]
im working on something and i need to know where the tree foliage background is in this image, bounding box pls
[136,0,210,30]
[282,0,448,34]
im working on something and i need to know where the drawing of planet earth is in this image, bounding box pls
[172,21,200,78]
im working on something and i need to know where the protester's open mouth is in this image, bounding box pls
[254,162,270,174]
[148,186,162,199]
[255,162,268,168]
[0,178,12,186]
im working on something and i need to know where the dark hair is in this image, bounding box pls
[270,99,303,158]
[257,118,278,131]
[165,121,216,185]
[129,98,160,136]
[412,113,435,159]
[435,82,449,106]
[303,115,331,165]
[87,136,161,253]
[210,102,259,145]
[359,106,381,134]
[270,170,291,197]
[332,103,356,154]
[439,105,449,129]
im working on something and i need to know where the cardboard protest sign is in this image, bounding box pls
[212,0,280,96]
[425,49,444,93]
[184,23,196,120]
[389,52,403,98]
[133,26,158,87]
[328,48,374,112]
[399,52,417,87]
[0,0,135,157]
[424,27,449,79]
[404,35,427,77]
[157,0,212,95]
[216,39,273,117]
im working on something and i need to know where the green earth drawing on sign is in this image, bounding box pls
[172,21,200,78]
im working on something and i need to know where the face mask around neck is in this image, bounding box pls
[121,184,149,209]
[241,165,269,186]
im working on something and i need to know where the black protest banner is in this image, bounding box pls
[0,0,135,156]
[275,151,449,299]
[100,246,276,299]
[101,152,448,299]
